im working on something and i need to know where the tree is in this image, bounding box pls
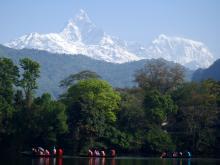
[15,93,68,148]
[118,92,146,132]
[0,58,19,104]
[145,126,175,153]
[60,70,101,88]
[32,93,68,145]
[62,79,121,153]
[19,58,40,108]
[170,81,219,154]
[135,60,185,93]
[144,90,177,125]
[0,58,19,154]
[0,96,15,140]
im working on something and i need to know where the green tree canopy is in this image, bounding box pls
[19,58,40,108]
[0,58,19,104]
[144,89,177,125]
[170,80,219,154]
[145,126,175,153]
[60,70,101,88]
[63,79,121,152]
[135,60,185,93]
[32,93,68,145]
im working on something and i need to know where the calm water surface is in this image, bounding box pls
[1,157,220,165]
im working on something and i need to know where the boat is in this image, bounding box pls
[21,151,62,158]
[160,151,192,158]
[79,155,116,158]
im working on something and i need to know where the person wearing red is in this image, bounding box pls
[110,149,116,157]
[58,148,63,157]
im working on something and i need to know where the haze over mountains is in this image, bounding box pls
[4,9,215,70]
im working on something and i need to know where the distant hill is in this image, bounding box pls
[0,45,192,98]
[192,59,220,81]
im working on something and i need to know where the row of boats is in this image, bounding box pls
[22,147,63,157]
[22,147,116,158]
[160,151,192,158]
[22,147,192,159]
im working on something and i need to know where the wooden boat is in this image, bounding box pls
[79,155,116,158]
[21,151,62,158]
[160,152,191,159]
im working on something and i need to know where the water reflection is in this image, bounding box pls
[30,157,194,165]
[18,156,220,165]
[31,157,116,165]
[88,158,115,165]
[31,157,63,165]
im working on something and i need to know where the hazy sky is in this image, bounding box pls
[0,0,219,57]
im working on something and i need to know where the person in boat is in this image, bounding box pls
[94,149,100,156]
[179,152,183,158]
[44,149,50,156]
[88,149,93,157]
[101,150,106,157]
[110,149,116,157]
[57,148,63,157]
[37,147,44,155]
[172,151,178,158]
[187,151,191,158]
[32,147,37,155]
[53,146,56,156]
[160,151,167,158]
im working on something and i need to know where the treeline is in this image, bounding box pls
[0,57,220,157]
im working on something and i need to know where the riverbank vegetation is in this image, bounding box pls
[0,57,219,157]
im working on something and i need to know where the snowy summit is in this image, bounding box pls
[5,9,214,70]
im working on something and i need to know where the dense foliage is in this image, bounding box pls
[0,57,219,157]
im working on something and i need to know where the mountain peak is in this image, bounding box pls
[148,34,214,69]
[74,9,92,23]
[158,34,168,40]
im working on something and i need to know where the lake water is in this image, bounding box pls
[1,157,220,165]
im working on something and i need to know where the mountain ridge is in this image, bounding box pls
[4,9,215,70]
[192,59,220,81]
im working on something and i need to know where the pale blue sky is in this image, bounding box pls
[0,0,219,57]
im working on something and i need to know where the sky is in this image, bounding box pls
[0,0,219,57]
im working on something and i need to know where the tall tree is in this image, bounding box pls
[135,60,185,93]
[60,70,101,88]
[62,79,121,153]
[19,58,40,108]
[0,58,19,104]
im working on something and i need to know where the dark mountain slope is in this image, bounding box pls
[192,59,220,81]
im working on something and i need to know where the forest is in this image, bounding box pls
[0,57,220,157]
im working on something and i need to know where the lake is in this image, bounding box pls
[1,157,220,165]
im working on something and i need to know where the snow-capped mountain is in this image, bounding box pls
[4,9,214,69]
[142,34,214,69]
